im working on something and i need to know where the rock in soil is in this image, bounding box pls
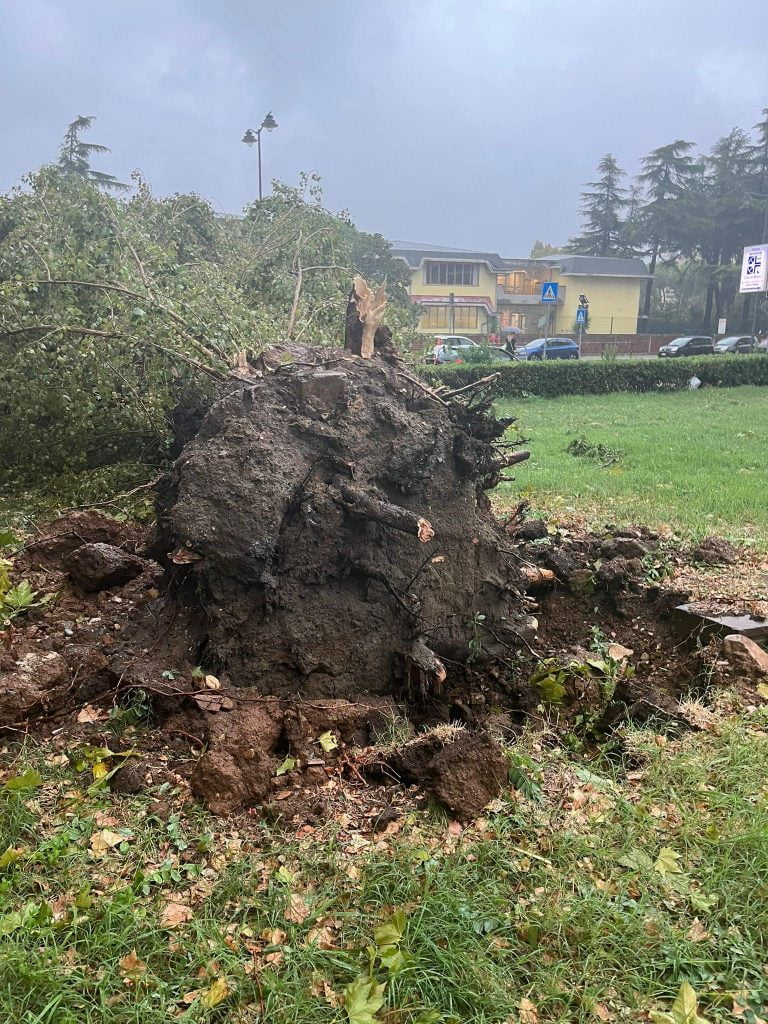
[721,634,768,679]
[383,726,507,819]
[63,543,148,593]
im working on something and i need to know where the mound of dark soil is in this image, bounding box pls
[144,354,532,702]
[691,536,739,565]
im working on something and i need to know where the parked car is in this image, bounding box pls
[657,336,714,357]
[514,337,579,361]
[429,336,513,364]
[714,335,755,354]
[427,335,474,363]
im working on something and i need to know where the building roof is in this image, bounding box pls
[528,254,650,278]
[391,241,651,279]
[391,241,507,271]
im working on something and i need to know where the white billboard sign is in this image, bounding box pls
[739,244,768,293]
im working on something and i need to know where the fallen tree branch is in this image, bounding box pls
[441,373,500,400]
[30,279,226,366]
[496,450,531,469]
[395,369,449,407]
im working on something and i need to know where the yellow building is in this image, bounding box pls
[497,255,650,336]
[391,244,504,337]
[392,243,650,339]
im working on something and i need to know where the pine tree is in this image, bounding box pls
[634,140,698,326]
[697,128,755,329]
[57,116,127,192]
[568,154,628,256]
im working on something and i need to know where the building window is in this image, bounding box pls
[497,271,553,296]
[424,262,480,286]
[422,306,480,330]
[454,307,479,329]
[499,310,526,331]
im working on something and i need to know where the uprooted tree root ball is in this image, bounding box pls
[147,355,533,702]
[2,290,766,821]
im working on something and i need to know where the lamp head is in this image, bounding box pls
[241,129,257,147]
[261,111,278,132]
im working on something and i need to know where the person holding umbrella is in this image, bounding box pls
[502,326,521,356]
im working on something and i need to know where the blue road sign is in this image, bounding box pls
[541,282,559,303]
[576,307,587,323]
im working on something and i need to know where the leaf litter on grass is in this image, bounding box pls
[3,702,768,1021]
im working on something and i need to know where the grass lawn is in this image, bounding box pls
[495,386,768,545]
[2,708,768,1022]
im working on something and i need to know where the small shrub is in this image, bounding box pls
[566,436,623,467]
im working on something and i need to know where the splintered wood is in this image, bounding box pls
[344,275,387,358]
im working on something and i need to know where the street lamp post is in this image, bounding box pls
[241,112,278,201]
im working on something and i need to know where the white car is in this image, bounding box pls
[429,335,477,364]
[428,336,513,365]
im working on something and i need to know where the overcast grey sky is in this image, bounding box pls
[3,0,768,254]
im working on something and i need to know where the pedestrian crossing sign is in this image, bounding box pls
[541,282,559,303]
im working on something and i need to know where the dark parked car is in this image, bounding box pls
[657,336,714,358]
[515,337,579,361]
[714,335,755,354]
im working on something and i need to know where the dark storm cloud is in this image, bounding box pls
[2,0,768,253]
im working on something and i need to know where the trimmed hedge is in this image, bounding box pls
[425,354,768,398]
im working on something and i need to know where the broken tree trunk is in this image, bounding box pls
[344,274,387,358]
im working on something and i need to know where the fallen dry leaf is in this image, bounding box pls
[305,920,338,949]
[284,892,310,924]
[518,996,539,1024]
[686,918,712,942]
[311,973,341,1006]
[119,950,147,983]
[593,1002,613,1021]
[93,811,119,827]
[77,705,106,723]
[90,829,131,855]
[200,976,230,1008]
[160,902,193,929]
[607,643,633,661]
